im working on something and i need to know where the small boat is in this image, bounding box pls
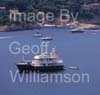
[68,66,79,70]
[33,32,42,37]
[71,28,84,33]
[44,24,56,27]
[41,37,53,41]
[56,25,63,28]
[16,48,64,72]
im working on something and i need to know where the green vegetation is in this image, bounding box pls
[0,0,100,25]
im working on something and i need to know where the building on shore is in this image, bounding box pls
[0,4,6,13]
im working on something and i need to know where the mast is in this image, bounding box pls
[21,54,25,62]
[41,37,53,54]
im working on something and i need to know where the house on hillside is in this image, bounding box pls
[81,3,100,14]
[0,4,6,13]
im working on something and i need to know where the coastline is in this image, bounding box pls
[0,22,100,32]
[66,22,100,30]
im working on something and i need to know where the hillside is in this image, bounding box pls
[0,0,100,31]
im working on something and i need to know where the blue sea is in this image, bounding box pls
[0,28,100,95]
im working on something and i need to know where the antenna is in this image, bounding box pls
[21,54,25,62]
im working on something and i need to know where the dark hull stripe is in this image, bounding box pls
[16,64,64,72]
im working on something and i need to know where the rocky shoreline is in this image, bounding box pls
[0,23,41,32]
[66,22,100,30]
[0,22,100,32]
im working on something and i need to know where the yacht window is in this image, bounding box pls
[43,64,46,66]
[40,59,43,61]
[49,58,52,61]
